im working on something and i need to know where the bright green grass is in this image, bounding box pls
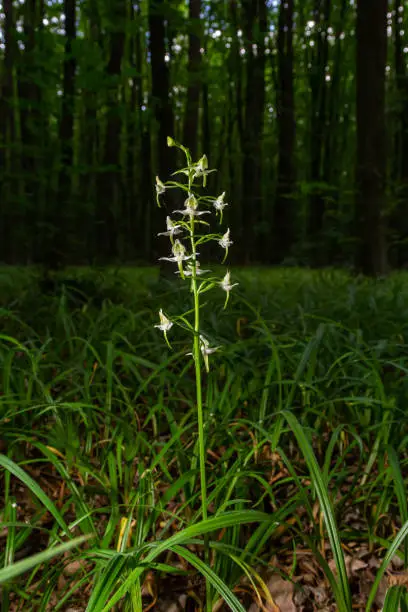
[1,267,408,610]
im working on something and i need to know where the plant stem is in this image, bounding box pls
[189,180,211,611]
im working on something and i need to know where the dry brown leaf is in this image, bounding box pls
[266,574,296,612]
[63,559,87,576]
[328,554,367,578]
[248,574,295,612]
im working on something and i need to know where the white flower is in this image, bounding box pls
[176,261,210,277]
[219,228,233,249]
[154,309,173,332]
[220,270,238,308]
[159,239,195,264]
[158,216,183,238]
[220,270,238,293]
[214,192,228,213]
[193,154,213,186]
[199,335,221,373]
[155,176,166,195]
[194,155,208,177]
[174,193,210,219]
[200,335,219,355]
[188,334,221,372]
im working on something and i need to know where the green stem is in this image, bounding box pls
[189,177,211,611]
[192,283,207,526]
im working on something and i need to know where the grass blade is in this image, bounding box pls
[0,536,89,584]
[282,411,352,612]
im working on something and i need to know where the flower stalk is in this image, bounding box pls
[155,138,238,611]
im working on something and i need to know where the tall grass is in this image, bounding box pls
[1,266,408,606]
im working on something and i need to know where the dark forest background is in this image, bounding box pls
[0,0,405,275]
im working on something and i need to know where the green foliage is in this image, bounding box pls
[0,267,408,607]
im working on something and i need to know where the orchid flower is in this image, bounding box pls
[193,154,212,186]
[174,193,210,219]
[154,309,173,348]
[176,260,211,277]
[199,335,221,373]
[213,192,228,223]
[159,239,197,278]
[158,216,183,240]
[220,270,238,309]
[155,176,166,207]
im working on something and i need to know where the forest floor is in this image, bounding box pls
[1,266,408,611]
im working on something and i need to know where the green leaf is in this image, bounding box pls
[0,454,70,535]
[92,511,273,612]
[282,412,352,612]
[366,519,408,611]
[0,536,89,585]
[170,545,246,612]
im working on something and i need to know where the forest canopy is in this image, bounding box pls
[0,0,404,275]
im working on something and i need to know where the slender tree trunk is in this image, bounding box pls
[202,71,210,159]
[46,0,77,268]
[323,0,349,264]
[0,0,19,262]
[241,0,267,263]
[149,0,175,265]
[183,0,202,161]
[273,0,296,264]
[96,0,126,260]
[308,0,330,265]
[355,0,388,275]
[131,0,153,260]
[19,0,45,262]
[80,0,101,263]
[391,0,408,266]
[228,0,244,255]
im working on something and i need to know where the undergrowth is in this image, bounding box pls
[1,153,408,610]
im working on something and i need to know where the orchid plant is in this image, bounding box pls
[154,137,238,609]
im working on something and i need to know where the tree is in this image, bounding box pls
[149,0,176,263]
[20,0,46,262]
[240,0,267,262]
[273,0,296,263]
[391,0,408,265]
[0,0,19,262]
[45,0,77,269]
[183,0,202,161]
[96,0,127,259]
[307,0,331,264]
[355,0,388,275]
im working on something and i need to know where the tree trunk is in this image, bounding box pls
[391,0,408,266]
[96,0,126,260]
[273,0,296,264]
[0,0,19,262]
[183,0,202,161]
[132,0,154,260]
[20,0,45,263]
[307,0,330,265]
[149,0,175,266]
[80,0,102,263]
[46,0,77,268]
[241,0,267,263]
[355,0,388,275]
